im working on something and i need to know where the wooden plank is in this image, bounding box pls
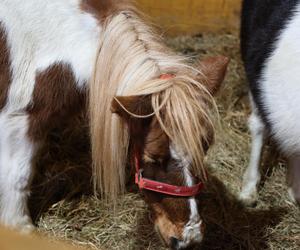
[137,0,242,35]
[0,227,87,250]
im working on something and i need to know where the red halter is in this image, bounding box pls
[134,155,204,197]
[159,73,175,80]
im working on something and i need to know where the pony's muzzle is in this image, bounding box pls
[171,237,193,250]
[170,237,180,249]
[154,218,205,249]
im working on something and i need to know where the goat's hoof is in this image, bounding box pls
[239,190,258,207]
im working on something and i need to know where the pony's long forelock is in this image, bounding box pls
[89,9,215,201]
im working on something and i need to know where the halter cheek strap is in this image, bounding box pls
[134,155,204,197]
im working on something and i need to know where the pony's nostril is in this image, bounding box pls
[200,222,206,234]
[170,237,180,249]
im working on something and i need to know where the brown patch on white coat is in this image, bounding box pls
[27,64,86,141]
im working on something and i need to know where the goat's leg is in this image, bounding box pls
[239,99,265,206]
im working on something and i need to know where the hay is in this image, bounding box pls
[33,33,300,250]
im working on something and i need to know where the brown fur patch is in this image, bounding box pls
[196,56,229,95]
[80,0,133,23]
[27,64,86,141]
[111,95,153,120]
[0,23,12,110]
[144,119,170,160]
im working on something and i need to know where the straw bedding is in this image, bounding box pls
[30,33,300,250]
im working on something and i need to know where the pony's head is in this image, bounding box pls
[111,56,229,249]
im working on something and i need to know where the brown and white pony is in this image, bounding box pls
[0,0,228,249]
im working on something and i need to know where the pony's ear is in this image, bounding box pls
[111,95,152,120]
[196,56,230,95]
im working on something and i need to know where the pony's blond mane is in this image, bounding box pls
[89,9,215,201]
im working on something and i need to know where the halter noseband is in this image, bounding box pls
[133,73,204,197]
[134,154,204,197]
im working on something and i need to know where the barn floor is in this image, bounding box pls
[33,33,300,250]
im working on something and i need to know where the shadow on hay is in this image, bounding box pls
[132,210,163,250]
[198,175,286,250]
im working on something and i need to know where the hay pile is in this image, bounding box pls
[33,33,300,250]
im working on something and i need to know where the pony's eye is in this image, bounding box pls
[143,152,166,165]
